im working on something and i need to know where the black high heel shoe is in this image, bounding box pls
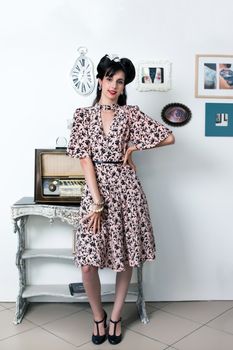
[108,317,122,345]
[92,310,107,345]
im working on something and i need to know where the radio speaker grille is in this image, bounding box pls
[41,153,83,177]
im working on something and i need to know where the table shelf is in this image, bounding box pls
[22,283,138,300]
[22,249,74,260]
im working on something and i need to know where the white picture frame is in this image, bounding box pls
[136,60,172,92]
[195,54,233,98]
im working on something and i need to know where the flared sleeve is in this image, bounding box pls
[66,108,91,159]
[129,105,172,150]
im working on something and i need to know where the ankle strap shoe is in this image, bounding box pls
[92,310,107,345]
[108,317,122,345]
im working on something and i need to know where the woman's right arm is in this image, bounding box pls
[79,157,102,204]
[66,108,103,234]
[79,157,103,234]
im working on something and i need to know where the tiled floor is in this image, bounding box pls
[1,300,233,349]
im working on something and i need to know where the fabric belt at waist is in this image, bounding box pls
[93,160,124,164]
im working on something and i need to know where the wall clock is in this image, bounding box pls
[70,47,95,95]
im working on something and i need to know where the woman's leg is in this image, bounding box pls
[81,265,105,336]
[109,266,133,335]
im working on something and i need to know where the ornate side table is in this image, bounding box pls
[11,197,149,324]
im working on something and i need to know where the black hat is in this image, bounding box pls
[96,54,136,85]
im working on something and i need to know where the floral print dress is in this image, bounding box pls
[67,103,172,272]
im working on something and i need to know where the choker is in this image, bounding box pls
[98,103,118,111]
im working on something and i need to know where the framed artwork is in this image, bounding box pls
[161,103,192,127]
[195,54,233,98]
[137,60,171,91]
[205,103,233,136]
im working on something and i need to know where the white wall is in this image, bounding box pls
[1,0,233,301]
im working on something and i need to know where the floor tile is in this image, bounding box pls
[0,327,78,350]
[148,302,172,309]
[173,325,233,350]
[0,303,16,309]
[85,302,158,324]
[127,309,200,345]
[122,302,159,324]
[207,307,233,334]
[42,310,94,346]
[161,301,233,324]
[0,309,35,341]
[24,302,86,325]
[1,299,233,349]
[78,328,167,350]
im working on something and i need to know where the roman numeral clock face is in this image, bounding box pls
[71,56,95,95]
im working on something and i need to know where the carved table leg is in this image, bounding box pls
[136,264,149,324]
[13,217,29,324]
[14,290,29,324]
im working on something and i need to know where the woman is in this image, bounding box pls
[67,54,175,345]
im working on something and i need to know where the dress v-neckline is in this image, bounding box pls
[97,104,119,138]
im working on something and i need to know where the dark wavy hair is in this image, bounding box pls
[93,54,135,106]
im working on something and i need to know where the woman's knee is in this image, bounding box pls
[81,265,97,274]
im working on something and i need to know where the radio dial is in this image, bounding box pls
[49,183,57,192]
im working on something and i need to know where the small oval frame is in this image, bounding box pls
[161,103,192,127]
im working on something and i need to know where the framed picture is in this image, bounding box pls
[195,54,233,98]
[205,103,233,136]
[161,103,192,127]
[137,60,171,91]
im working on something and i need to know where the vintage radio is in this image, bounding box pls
[34,149,85,204]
